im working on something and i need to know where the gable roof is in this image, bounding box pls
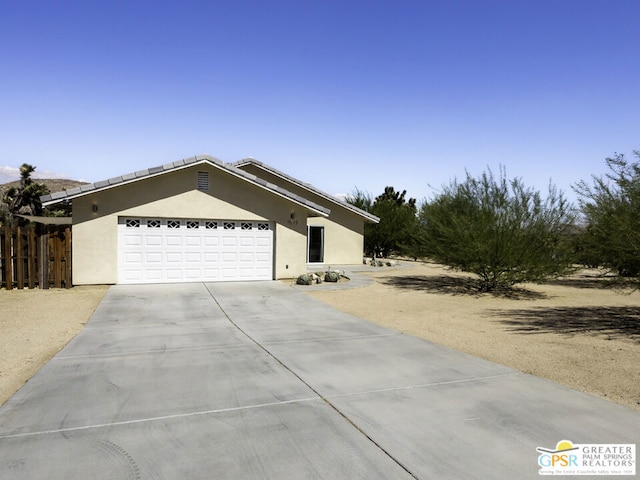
[231,158,380,223]
[40,154,330,217]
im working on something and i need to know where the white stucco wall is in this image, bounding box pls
[307,211,364,265]
[237,164,368,265]
[71,164,309,284]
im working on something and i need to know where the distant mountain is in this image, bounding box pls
[0,178,88,199]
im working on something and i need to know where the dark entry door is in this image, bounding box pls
[307,226,324,263]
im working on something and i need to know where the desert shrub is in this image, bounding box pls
[574,151,640,279]
[420,167,575,292]
[296,274,312,285]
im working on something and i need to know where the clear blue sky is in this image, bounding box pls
[1,0,638,204]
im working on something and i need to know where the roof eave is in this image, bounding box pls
[231,158,379,223]
[41,155,331,217]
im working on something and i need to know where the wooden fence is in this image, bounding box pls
[1,225,72,290]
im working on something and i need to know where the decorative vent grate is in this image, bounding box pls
[197,171,209,191]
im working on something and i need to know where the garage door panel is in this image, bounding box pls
[146,269,163,281]
[185,236,201,247]
[146,252,162,263]
[118,218,273,284]
[256,252,270,261]
[204,237,219,247]
[124,235,142,246]
[185,269,202,279]
[124,252,143,263]
[221,268,238,278]
[121,269,143,282]
[222,252,237,262]
[256,237,270,247]
[255,266,270,276]
[238,268,254,278]
[204,252,219,262]
[239,236,254,247]
[222,237,237,247]
[166,269,182,280]
[239,252,254,262]
[203,268,219,279]
[185,252,202,262]
[166,252,183,263]
[145,235,162,246]
[165,235,182,246]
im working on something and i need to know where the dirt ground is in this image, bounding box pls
[308,262,640,411]
[0,286,108,406]
[1,263,638,411]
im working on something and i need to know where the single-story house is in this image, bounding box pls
[40,155,379,285]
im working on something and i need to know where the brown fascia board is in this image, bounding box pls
[40,154,330,217]
[231,158,380,223]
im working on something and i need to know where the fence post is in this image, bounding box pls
[2,225,12,290]
[28,227,37,289]
[53,227,62,288]
[16,226,24,289]
[39,226,48,289]
[64,226,72,288]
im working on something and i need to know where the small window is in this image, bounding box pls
[205,221,218,229]
[147,219,161,228]
[126,219,140,228]
[187,220,200,229]
[257,223,269,231]
[197,171,209,191]
[224,222,235,230]
[241,222,252,230]
[167,220,181,229]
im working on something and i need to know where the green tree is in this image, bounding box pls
[420,167,575,292]
[347,186,419,257]
[0,164,50,226]
[574,151,640,278]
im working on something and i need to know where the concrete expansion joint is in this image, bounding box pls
[53,342,250,361]
[261,332,398,346]
[327,372,524,400]
[203,284,420,480]
[0,397,321,440]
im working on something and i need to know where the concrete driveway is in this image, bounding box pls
[0,282,638,479]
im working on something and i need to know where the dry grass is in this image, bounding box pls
[0,286,108,406]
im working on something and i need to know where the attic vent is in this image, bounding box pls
[197,171,209,191]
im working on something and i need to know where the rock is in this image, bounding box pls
[325,271,340,282]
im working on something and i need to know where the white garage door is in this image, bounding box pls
[117,217,273,284]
